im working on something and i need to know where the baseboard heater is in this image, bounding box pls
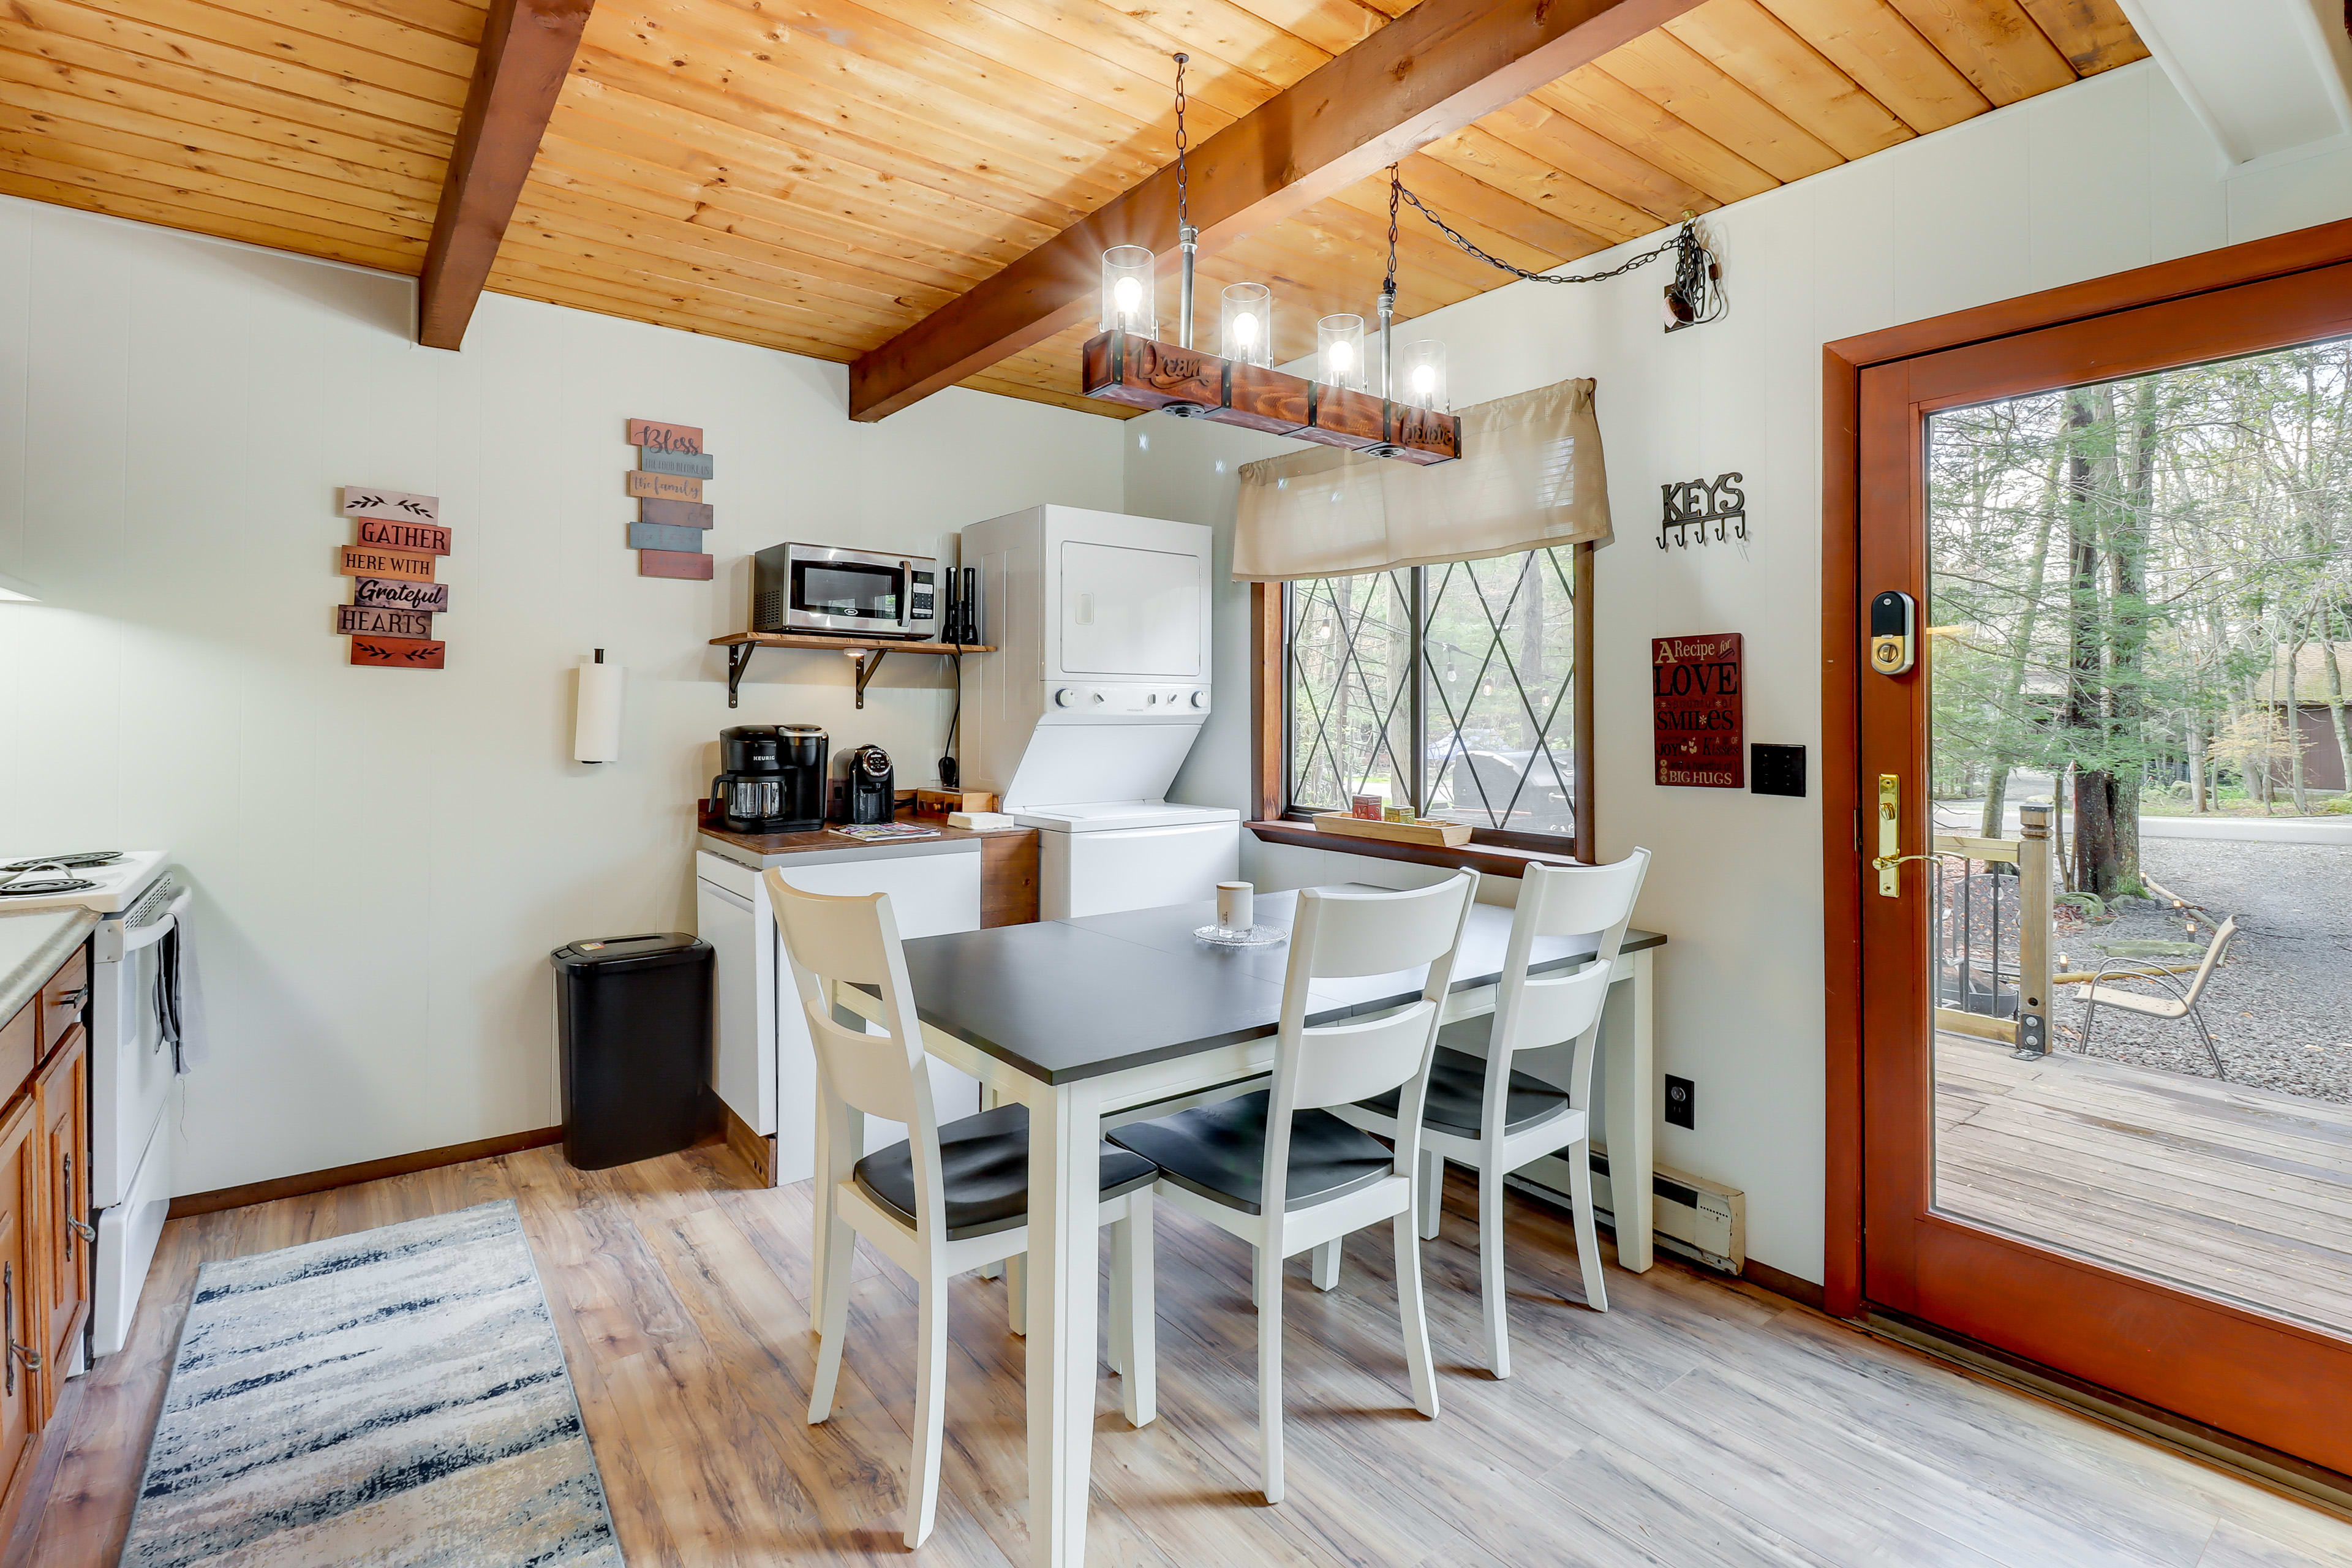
[1509,1147,1746,1275]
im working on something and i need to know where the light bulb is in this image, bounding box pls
[1329,339,1354,374]
[1411,364,1436,401]
[1114,276,1142,315]
[1235,311,1258,346]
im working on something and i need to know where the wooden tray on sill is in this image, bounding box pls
[1311,812,1474,848]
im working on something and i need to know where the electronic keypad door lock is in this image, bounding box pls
[1869,590,1915,676]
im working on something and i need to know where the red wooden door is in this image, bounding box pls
[1855,258,2352,1476]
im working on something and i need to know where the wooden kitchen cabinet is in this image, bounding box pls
[0,1096,38,1511]
[0,935,94,1542]
[35,1026,88,1416]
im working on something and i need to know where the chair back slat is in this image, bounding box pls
[1289,1001,1442,1112]
[1498,962,1613,1066]
[807,1005,923,1126]
[1517,848,1649,957]
[1298,879,1482,979]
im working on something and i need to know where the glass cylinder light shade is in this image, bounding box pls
[1397,339,1449,412]
[1221,282,1273,368]
[1099,245,1157,338]
[1317,314,1368,391]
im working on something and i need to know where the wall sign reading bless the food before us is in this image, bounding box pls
[337,487,446,669]
[1653,633,1743,788]
[627,420,714,579]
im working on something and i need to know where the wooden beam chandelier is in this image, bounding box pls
[1081,53,1727,462]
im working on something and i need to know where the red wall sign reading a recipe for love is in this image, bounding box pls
[1653,632,1744,788]
[339,487,447,669]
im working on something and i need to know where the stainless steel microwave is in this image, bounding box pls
[753,543,940,639]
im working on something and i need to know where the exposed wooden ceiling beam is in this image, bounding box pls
[847,0,1708,422]
[418,0,596,350]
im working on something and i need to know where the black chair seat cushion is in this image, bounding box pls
[1355,1046,1572,1138]
[1107,1091,1395,1216]
[853,1103,1158,1242]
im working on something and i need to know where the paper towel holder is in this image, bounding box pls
[574,647,623,765]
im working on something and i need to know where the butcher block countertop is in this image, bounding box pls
[0,907,97,1025]
[699,809,1033,870]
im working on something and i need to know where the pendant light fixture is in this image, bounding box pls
[1079,62,1462,464]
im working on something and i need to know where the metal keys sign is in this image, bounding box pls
[1653,633,1744,788]
[1659,473,1746,549]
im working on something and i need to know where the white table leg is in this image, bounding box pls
[1607,948,1656,1272]
[1026,1077,1102,1568]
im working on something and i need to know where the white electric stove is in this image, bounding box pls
[0,849,186,1357]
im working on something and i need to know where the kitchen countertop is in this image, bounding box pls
[0,907,98,1025]
[699,809,1032,870]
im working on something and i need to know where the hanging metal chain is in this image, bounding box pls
[1384,164,1400,300]
[1172,53,1189,233]
[1396,178,1691,285]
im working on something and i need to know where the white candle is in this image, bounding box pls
[1216,881,1254,933]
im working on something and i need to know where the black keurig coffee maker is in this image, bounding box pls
[833,744,895,824]
[714,724,827,832]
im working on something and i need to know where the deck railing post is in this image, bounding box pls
[2016,802,2053,1058]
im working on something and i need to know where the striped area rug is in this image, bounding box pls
[119,1200,622,1568]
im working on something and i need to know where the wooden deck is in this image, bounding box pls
[1936,1031,2352,1340]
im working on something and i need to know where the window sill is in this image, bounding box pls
[1246,820,1583,879]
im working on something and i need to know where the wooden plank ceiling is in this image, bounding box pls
[0,0,2145,415]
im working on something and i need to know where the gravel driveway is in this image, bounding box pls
[2056,838,2352,1103]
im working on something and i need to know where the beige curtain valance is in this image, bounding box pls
[1232,378,1612,581]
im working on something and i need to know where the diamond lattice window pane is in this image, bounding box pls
[1422,549,1577,835]
[1287,571,1415,814]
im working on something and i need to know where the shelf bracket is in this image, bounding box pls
[853,649,888,709]
[726,643,754,709]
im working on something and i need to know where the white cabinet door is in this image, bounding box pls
[695,878,773,1140]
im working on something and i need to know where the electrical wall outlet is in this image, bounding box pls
[1751,743,1806,797]
[1665,1074,1696,1129]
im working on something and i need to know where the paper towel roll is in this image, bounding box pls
[574,652,622,764]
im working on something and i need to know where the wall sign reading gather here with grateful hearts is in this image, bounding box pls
[339,486,446,669]
[1653,633,1744,788]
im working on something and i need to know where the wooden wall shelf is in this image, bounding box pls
[709,633,995,709]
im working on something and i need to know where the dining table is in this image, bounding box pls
[832,887,1666,1568]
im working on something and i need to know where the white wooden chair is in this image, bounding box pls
[1335,848,1648,1379]
[767,871,1159,1549]
[2076,913,2238,1079]
[1108,873,1476,1505]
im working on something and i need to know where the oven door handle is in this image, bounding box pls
[113,889,193,957]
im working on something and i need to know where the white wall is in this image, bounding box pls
[0,198,1126,1195]
[1134,59,2352,1283]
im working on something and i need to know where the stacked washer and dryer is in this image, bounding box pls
[957,505,1239,916]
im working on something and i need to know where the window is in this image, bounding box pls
[1276,545,1589,851]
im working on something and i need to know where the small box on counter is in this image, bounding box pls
[915,788,998,818]
[1351,793,1385,820]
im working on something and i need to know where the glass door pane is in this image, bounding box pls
[1924,337,2352,1340]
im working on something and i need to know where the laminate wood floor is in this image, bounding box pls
[18,1140,2352,1567]
[1937,1031,2352,1340]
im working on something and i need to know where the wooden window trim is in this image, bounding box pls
[1249,543,1596,874]
[1817,213,2352,1322]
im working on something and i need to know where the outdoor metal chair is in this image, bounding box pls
[2076,914,2239,1079]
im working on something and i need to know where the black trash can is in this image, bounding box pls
[551,932,715,1170]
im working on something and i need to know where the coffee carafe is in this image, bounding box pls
[714,723,827,832]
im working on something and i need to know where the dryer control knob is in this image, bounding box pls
[1144,692,1159,706]
[1090,691,1106,705]
[1054,688,1079,707]
[1189,690,1208,709]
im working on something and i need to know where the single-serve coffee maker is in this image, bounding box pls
[713,724,827,832]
